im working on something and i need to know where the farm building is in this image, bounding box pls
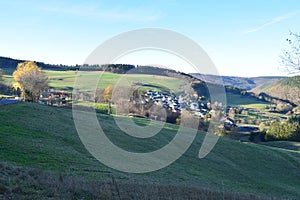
[39,91,71,106]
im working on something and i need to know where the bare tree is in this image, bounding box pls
[280,32,300,74]
[19,70,48,102]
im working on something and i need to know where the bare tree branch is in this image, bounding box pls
[280,31,300,74]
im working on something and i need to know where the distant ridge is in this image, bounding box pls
[190,73,286,90]
[0,56,286,87]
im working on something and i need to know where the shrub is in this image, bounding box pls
[94,103,109,114]
[249,131,266,142]
[258,122,266,132]
[175,117,181,125]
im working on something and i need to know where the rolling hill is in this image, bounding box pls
[190,73,285,91]
[0,55,273,112]
[0,56,287,94]
[0,102,299,199]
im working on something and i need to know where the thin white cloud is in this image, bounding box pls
[42,4,161,23]
[242,10,300,34]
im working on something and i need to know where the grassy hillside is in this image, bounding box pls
[226,93,268,109]
[0,103,300,199]
[261,141,300,151]
[2,70,189,94]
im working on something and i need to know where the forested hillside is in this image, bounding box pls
[252,76,300,106]
[0,56,68,73]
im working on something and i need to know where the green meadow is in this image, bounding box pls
[226,93,268,110]
[0,103,299,199]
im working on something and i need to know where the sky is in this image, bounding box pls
[0,0,300,77]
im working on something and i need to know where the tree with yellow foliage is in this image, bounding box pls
[104,84,113,114]
[13,61,48,102]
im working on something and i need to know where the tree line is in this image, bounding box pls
[0,56,68,72]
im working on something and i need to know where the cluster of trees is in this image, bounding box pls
[75,64,136,74]
[265,121,300,142]
[277,76,300,105]
[225,85,248,95]
[281,76,300,87]
[258,92,295,113]
[129,65,195,80]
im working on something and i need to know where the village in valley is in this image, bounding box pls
[32,85,259,139]
[1,1,300,199]
[1,62,292,144]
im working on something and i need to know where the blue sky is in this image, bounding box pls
[0,0,300,77]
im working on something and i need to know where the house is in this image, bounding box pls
[190,102,199,110]
[39,91,71,106]
[180,101,187,110]
[223,117,236,130]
